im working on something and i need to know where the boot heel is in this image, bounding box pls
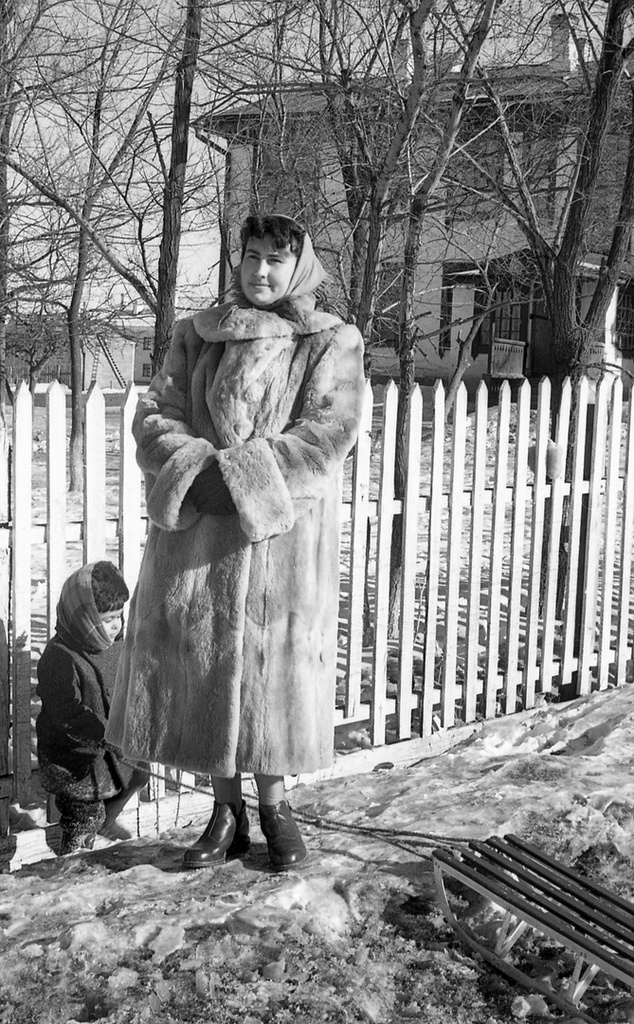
[183,801,250,869]
[259,801,307,872]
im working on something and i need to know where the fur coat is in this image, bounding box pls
[105,298,365,777]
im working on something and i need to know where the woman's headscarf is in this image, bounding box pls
[55,563,113,653]
[276,216,327,299]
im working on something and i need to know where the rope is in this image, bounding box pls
[97,745,470,852]
[289,806,470,851]
[238,792,469,853]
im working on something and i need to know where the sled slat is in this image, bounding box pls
[434,833,634,1023]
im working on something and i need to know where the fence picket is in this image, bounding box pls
[464,382,487,722]
[11,383,33,797]
[84,383,106,562]
[560,378,590,690]
[370,382,398,744]
[444,384,467,728]
[46,383,67,639]
[396,385,422,740]
[344,381,373,720]
[524,378,551,708]
[539,378,571,694]
[578,376,612,695]
[484,381,511,719]
[504,379,531,713]
[615,388,634,685]
[598,377,622,689]
[422,381,445,735]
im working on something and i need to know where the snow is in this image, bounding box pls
[4,685,634,1022]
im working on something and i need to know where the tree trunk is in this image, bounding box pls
[355,192,387,339]
[385,0,501,638]
[387,377,414,637]
[153,0,202,370]
[445,324,481,415]
[0,4,12,410]
[67,286,86,492]
[0,150,7,408]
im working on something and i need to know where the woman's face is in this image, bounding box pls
[240,234,298,307]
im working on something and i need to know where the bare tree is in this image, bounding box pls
[5,309,67,391]
[456,0,634,385]
[2,1,271,486]
[153,0,202,369]
[0,0,55,401]
[195,0,503,639]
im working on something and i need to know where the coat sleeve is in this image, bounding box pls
[132,319,219,532]
[36,647,106,748]
[215,323,366,542]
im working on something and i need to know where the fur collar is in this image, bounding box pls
[192,301,341,343]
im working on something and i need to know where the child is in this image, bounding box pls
[106,212,365,871]
[36,561,148,855]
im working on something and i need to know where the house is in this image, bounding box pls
[4,279,221,391]
[193,12,634,391]
[4,322,155,391]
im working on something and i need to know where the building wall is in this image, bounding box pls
[213,109,634,390]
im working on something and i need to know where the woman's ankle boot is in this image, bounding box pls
[183,801,250,869]
[258,801,307,872]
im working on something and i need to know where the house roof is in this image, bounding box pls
[445,250,634,286]
[194,63,583,142]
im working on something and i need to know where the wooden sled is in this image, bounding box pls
[433,834,634,1024]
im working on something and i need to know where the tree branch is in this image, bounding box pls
[3,152,158,312]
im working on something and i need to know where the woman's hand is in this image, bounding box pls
[188,462,236,516]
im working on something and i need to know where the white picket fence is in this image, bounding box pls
[1,372,633,848]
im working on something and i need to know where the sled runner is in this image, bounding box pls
[433,834,634,1024]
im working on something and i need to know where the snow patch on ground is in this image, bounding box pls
[4,686,634,1022]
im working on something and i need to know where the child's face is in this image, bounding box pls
[99,610,123,643]
[240,235,298,307]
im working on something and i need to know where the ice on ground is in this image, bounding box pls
[3,685,634,1023]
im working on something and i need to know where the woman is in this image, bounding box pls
[106,213,365,871]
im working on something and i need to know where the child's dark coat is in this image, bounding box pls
[36,637,136,802]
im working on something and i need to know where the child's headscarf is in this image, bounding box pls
[55,563,114,653]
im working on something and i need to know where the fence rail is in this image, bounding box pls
[1,374,633,848]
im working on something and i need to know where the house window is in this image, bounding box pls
[445,119,504,218]
[142,363,152,378]
[374,264,403,346]
[439,282,453,356]
[615,286,634,352]
[142,337,152,350]
[474,285,529,356]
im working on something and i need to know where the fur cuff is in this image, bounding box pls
[146,437,217,531]
[216,440,295,542]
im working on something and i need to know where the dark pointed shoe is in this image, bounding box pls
[183,801,250,869]
[258,800,308,872]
